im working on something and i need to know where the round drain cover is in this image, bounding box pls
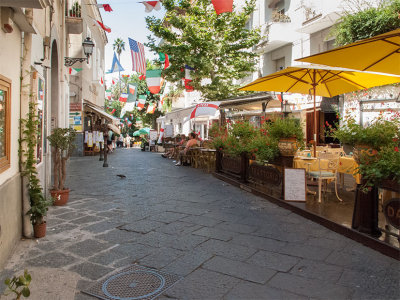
[102,270,166,300]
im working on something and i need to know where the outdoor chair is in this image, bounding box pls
[308,152,343,203]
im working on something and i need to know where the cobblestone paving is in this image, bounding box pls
[1,149,399,300]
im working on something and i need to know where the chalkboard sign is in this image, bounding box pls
[149,130,158,141]
[284,168,306,202]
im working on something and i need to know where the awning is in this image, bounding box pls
[83,102,120,125]
[219,92,273,110]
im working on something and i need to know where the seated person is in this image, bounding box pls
[175,133,197,166]
[162,134,186,158]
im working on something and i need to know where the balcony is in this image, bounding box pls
[256,20,297,54]
[65,2,82,34]
[0,0,51,9]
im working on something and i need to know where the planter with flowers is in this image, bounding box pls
[264,117,304,157]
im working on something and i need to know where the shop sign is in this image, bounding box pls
[383,198,400,229]
[70,103,82,111]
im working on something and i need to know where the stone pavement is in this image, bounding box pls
[1,149,399,300]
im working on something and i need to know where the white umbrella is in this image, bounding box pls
[190,101,221,119]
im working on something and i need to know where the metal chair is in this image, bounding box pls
[308,152,343,203]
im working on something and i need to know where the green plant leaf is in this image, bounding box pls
[22,287,30,297]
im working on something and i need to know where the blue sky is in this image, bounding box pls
[101,1,165,84]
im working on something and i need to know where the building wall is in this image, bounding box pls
[0,13,23,268]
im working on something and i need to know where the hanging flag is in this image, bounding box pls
[146,69,162,94]
[140,1,161,13]
[69,67,82,75]
[100,77,104,86]
[184,65,194,80]
[96,20,111,33]
[277,93,283,102]
[211,0,233,15]
[137,95,146,110]
[139,74,146,80]
[112,78,116,85]
[147,103,156,114]
[109,52,124,73]
[129,38,146,74]
[157,121,165,144]
[105,90,112,100]
[159,53,170,69]
[119,93,128,103]
[111,108,116,114]
[184,79,194,92]
[127,83,138,103]
[95,4,113,12]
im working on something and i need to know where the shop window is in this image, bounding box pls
[0,75,11,173]
[37,76,45,164]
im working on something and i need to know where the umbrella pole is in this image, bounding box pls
[313,70,317,157]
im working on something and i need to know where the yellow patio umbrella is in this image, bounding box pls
[239,65,400,156]
[296,29,400,75]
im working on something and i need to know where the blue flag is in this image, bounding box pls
[109,52,124,73]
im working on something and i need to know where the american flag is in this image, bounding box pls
[129,38,146,74]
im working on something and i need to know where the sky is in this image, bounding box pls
[100,1,166,85]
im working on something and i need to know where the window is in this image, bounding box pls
[275,57,285,71]
[0,75,11,173]
[37,76,45,164]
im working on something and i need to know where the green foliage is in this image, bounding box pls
[329,117,400,149]
[264,117,305,147]
[333,0,400,46]
[3,270,31,300]
[113,38,125,58]
[145,0,261,101]
[20,102,52,225]
[210,121,279,163]
[47,128,77,191]
[358,144,400,192]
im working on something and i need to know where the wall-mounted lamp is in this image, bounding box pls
[64,37,95,67]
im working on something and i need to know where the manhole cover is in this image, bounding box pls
[82,265,182,300]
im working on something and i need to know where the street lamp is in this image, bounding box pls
[282,100,292,118]
[64,37,95,66]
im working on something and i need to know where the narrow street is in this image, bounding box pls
[1,149,399,300]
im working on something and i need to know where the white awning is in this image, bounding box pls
[83,102,120,125]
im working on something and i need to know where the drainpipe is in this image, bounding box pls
[19,9,34,238]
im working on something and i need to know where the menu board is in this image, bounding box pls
[164,124,174,137]
[284,168,306,202]
[149,130,158,141]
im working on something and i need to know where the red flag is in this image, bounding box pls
[139,75,146,80]
[211,0,233,15]
[96,4,113,12]
[119,93,128,102]
[164,54,170,69]
[112,79,115,85]
[97,20,111,33]
[111,109,116,114]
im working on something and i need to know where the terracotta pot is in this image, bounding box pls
[278,137,299,157]
[33,221,46,238]
[51,189,70,206]
[353,144,377,164]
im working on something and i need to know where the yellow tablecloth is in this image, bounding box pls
[294,156,361,184]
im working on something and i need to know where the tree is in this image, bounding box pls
[145,0,260,101]
[113,38,125,60]
[334,0,400,46]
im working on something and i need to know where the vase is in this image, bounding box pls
[278,137,299,157]
[51,189,70,206]
[33,222,46,238]
[353,144,377,164]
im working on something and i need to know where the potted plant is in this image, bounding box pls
[248,129,279,164]
[265,117,304,156]
[20,102,53,238]
[329,117,400,163]
[47,127,76,206]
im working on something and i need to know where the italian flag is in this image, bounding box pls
[119,93,128,103]
[159,53,170,69]
[146,103,156,114]
[129,84,136,95]
[105,90,111,100]
[141,1,161,12]
[146,69,162,94]
[69,68,82,75]
[137,95,146,110]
